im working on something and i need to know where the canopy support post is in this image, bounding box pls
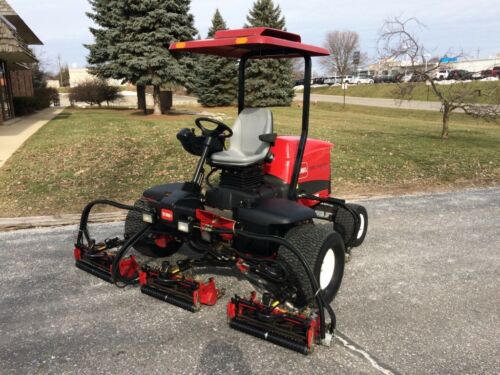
[238,55,248,114]
[288,53,312,200]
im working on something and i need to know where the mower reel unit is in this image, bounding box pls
[73,27,368,355]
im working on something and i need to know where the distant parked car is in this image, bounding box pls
[448,70,472,80]
[435,69,451,80]
[393,73,404,82]
[342,75,355,84]
[374,74,397,83]
[312,77,325,85]
[408,72,427,82]
[481,66,500,78]
[293,79,304,87]
[352,75,374,84]
[400,73,413,82]
[471,71,483,80]
[324,76,342,85]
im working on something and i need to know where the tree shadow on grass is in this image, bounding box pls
[130,109,154,116]
[53,112,72,120]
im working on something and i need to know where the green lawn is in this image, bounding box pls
[0,104,498,217]
[310,81,500,104]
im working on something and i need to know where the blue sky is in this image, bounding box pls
[8,0,500,73]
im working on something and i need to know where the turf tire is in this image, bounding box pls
[277,224,345,307]
[349,204,368,247]
[334,203,368,248]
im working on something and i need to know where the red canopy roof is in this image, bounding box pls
[169,27,329,59]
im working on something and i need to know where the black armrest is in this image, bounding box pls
[259,133,277,145]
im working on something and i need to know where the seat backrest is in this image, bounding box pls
[229,108,273,156]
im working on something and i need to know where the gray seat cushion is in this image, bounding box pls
[210,108,273,167]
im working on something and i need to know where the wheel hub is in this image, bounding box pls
[320,249,335,289]
[357,214,365,239]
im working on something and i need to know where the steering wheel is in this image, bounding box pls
[195,117,233,139]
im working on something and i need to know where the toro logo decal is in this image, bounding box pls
[161,209,174,221]
[299,162,308,180]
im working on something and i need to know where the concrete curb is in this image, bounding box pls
[1,187,497,232]
[0,212,126,232]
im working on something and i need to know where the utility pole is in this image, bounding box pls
[57,54,63,87]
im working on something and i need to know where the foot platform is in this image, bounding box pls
[227,293,320,355]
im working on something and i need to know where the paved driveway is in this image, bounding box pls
[0,107,64,168]
[295,93,443,111]
[0,188,498,374]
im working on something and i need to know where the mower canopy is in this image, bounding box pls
[169,27,330,59]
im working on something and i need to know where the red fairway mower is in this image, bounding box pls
[74,27,368,354]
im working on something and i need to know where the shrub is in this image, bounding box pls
[13,97,38,116]
[13,88,60,116]
[34,87,59,109]
[69,79,122,107]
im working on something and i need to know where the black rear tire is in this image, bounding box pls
[333,203,368,248]
[124,199,181,258]
[277,224,345,307]
[350,204,368,247]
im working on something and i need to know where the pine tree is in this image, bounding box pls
[86,0,127,80]
[195,9,237,107]
[86,0,197,114]
[31,62,47,89]
[86,0,146,109]
[244,0,294,107]
[61,65,70,87]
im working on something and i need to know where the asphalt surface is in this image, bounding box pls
[0,188,499,374]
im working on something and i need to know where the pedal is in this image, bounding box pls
[74,245,138,283]
[227,292,320,355]
[138,264,221,312]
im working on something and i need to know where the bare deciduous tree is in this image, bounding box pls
[379,17,499,139]
[321,30,362,77]
[292,58,304,80]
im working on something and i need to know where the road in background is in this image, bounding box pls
[0,188,499,374]
[295,93,443,111]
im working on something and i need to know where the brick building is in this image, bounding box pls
[0,0,42,124]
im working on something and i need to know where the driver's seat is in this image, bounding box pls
[210,108,273,167]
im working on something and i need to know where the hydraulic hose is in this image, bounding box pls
[300,193,360,247]
[231,248,290,283]
[76,199,149,247]
[233,228,336,340]
[110,224,151,285]
[74,198,152,286]
[302,193,359,225]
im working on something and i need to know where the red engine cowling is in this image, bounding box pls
[264,136,333,205]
